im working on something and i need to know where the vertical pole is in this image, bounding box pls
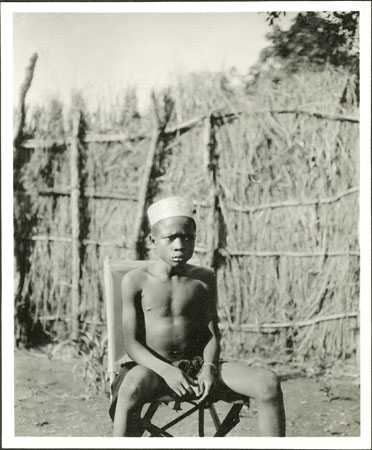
[70,110,81,340]
[131,128,161,260]
[13,53,38,347]
[131,92,174,260]
[203,115,219,269]
[13,53,38,146]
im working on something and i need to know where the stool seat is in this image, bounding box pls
[152,389,249,406]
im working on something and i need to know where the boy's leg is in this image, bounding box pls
[113,365,168,437]
[218,362,286,437]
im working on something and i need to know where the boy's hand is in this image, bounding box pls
[197,365,216,402]
[160,365,198,397]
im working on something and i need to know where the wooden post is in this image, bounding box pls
[13,53,39,347]
[203,115,219,269]
[131,92,174,260]
[14,53,38,146]
[131,129,161,260]
[70,110,82,340]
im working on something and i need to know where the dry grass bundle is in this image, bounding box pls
[14,68,359,368]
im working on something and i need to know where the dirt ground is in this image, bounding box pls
[14,348,360,438]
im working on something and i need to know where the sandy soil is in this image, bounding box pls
[14,348,360,438]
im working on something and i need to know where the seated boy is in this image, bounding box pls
[110,196,286,437]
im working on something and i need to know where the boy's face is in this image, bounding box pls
[151,216,196,267]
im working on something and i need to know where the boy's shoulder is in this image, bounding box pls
[121,262,215,287]
[186,264,215,285]
[121,263,152,290]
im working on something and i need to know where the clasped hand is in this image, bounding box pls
[160,365,199,397]
[197,365,215,402]
[161,365,215,402]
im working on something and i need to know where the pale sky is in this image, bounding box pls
[13,12,293,112]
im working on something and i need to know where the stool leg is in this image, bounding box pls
[142,402,159,421]
[214,404,243,437]
[144,422,173,437]
[141,403,160,437]
[198,406,204,437]
[209,404,221,431]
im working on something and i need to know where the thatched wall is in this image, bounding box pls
[14,70,359,364]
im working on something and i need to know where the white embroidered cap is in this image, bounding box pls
[147,196,197,227]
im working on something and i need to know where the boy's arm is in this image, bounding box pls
[202,272,221,365]
[198,269,221,401]
[121,271,196,397]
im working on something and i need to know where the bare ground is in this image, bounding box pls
[14,348,360,438]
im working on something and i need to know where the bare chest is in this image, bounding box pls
[141,278,208,317]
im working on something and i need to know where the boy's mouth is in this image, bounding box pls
[171,255,185,262]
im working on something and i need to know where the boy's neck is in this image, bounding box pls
[157,259,188,278]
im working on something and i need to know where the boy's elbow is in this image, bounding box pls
[125,344,138,362]
[211,334,221,352]
[213,327,221,346]
[123,335,137,355]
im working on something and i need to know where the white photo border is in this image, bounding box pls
[2,2,371,449]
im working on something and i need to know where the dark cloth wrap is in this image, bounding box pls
[109,356,204,421]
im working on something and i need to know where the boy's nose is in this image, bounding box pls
[173,237,184,249]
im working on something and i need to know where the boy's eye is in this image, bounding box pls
[161,234,195,243]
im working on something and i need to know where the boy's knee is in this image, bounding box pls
[257,371,281,403]
[118,377,142,405]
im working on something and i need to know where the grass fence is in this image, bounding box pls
[14,64,359,366]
